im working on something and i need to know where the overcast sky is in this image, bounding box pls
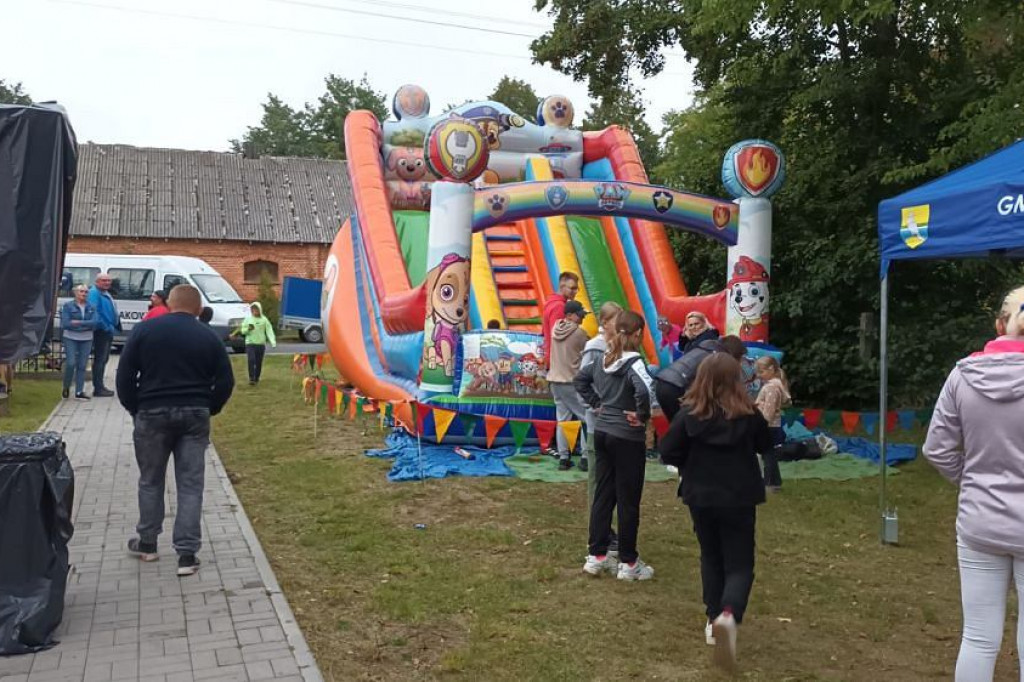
[2,0,695,151]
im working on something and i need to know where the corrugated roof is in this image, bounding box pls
[69,144,355,244]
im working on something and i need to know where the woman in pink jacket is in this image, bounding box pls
[924,285,1024,681]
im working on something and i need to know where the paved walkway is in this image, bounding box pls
[0,367,322,682]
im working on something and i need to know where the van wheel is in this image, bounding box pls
[303,326,324,344]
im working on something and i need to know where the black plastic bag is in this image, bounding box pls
[0,432,75,655]
[0,104,78,364]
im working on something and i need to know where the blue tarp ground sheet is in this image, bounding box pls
[783,423,917,465]
[366,432,518,482]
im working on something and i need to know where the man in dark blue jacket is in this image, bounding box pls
[87,273,121,397]
[116,284,235,576]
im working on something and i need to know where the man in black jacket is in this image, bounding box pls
[655,335,746,420]
[116,285,235,576]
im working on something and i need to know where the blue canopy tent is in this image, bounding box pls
[877,139,1024,542]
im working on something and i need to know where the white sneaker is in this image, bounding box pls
[616,558,654,581]
[582,554,619,576]
[705,620,716,645]
[711,612,738,672]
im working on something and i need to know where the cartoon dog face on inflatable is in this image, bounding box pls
[386,147,428,181]
[423,253,471,377]
[727,256,770,342]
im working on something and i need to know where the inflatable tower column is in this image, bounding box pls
[418,119,490,393]
[721,140,786,343]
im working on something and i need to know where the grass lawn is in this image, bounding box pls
[0,375,63,434]
[213,356,1019,681]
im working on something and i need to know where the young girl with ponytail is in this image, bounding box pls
[574,310,658,581]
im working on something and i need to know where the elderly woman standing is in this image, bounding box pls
[60,284,98,400]
[924,285,1024,682]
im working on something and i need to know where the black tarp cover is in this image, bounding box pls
[0,432,75,654]
[0,104,78,364]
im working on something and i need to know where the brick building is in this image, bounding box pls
[68,143,353,302]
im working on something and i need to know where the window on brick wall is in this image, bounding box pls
[243,259,279,284]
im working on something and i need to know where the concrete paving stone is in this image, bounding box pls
[244,661,275,681]
[215,647,244,667]
[193,664,248,681]
[164,671,196,682]
[189,650,217,671]
[269,658,300,678]
[163,636,189,656]
[80,661,112,682]
[235,628,262,646]
[0,657,34,674]
[29,650,62,673]
[237,644,293,664]
[257,626,286,644]
[109,658,138,681]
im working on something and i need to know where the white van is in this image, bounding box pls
[56,254,252,351]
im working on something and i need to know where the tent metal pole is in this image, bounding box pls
[879,270,890,544]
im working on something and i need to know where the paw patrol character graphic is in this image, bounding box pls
[727,255,770,342]
[516,353,541,394]
[495,351,515,393]
[423,253,471,378]
[385,147,429,182]
[467,360,499,394]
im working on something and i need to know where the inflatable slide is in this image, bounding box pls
[322,85,783,441]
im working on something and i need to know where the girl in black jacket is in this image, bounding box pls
[658,352,772,673]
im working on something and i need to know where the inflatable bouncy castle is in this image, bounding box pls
[321,85,784,442]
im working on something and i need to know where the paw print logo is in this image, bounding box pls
[552,101,568,120]
[486,192,509,219]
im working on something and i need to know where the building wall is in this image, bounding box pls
[67,236,329,303]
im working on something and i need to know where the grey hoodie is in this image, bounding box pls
[573,351,656,442]
[923,338,1024,555]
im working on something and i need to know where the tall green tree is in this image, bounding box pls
[0,79,32,105]
[488,77,540,119]
[534,0,1024,407]
[231,75,387,159]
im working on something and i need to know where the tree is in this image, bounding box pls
[488,77,540,119]
[533,0,1024,407]
[231,75,387,159]
[256,269,280,330]
[581,89,662,173]
[0,79,32,105]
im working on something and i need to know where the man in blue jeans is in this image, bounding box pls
[116,285,235,576]
[87,273,121,397]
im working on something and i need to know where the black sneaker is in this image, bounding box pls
[177,554,201,577]
[62,387,69,399]
[93,388,114,397]
[127,538,158,562]
[557,458,573,471]
[74,392,90,401]
[578,456,589,472]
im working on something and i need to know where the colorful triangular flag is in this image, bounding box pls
[823,410,841,429]
[861,412,879,435]
[484,415,507,448]
[509,420,531,451]
[802,409,823,430]
[532,420,556,450]
[347,395,358,419]
[415,403,432,435]
[897,409,917,431]
[433,408,457,443]
[886,411,898,433]
[459,413,479,439]
[651,413,670,438]
[326,385,336,414]
[840,411,860,435]
[559,421,582,452]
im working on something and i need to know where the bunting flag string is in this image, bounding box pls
[295,373,935,447]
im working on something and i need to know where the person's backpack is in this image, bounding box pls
[655,340,721,390]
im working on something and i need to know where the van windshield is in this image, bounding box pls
[191,274,243,303]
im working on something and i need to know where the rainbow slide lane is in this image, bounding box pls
[322,112,724,419]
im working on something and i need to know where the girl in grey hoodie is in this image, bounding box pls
[924,285,1024,681]
[575,310,658,581]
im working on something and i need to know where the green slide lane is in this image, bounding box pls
[566,216,630,315]
[393,210,429,286]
